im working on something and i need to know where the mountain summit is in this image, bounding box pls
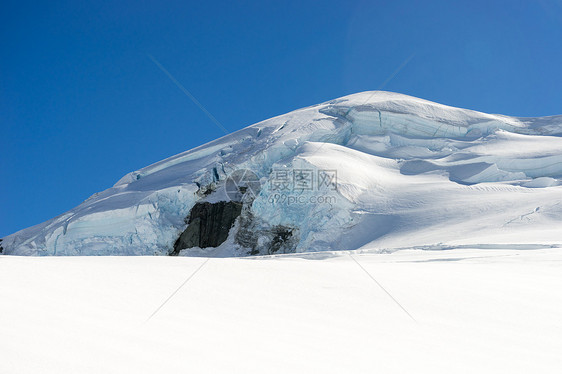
[3,91,562,256]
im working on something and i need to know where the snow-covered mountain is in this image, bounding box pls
[3,91,562,256]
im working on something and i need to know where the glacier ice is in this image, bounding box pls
[2,91,562,256]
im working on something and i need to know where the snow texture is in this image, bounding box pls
[2,91,562,256]
[1,249,561,373]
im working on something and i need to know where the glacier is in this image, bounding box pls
[2,91,562,256]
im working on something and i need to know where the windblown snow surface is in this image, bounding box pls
[3,91,561,256]
[1,249,562,373]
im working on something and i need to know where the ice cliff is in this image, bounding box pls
[3,91,562,256]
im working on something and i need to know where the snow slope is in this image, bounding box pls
[1,248,561,373]
[2,91,562,256]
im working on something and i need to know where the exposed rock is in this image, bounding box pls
[269,226,294,254]
[235,208,297,256]
[0,238,3,254]
[172,167,295,256]
[194,182,216,197]
[172,201,242,255]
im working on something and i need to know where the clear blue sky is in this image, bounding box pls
[1,0,561,237]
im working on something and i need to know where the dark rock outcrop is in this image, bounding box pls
[171,201,243,255]
[194,182,216,197]
[269,226,294,254]
[235,209,297,256]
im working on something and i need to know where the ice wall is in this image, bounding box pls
[3,91,561,256]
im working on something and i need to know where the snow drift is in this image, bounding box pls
[2,91,562,256]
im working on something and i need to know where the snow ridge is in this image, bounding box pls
[3,91,562,256]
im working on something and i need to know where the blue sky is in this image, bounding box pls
[1,0,561,237]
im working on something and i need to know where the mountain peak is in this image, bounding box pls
[3,93,561,256]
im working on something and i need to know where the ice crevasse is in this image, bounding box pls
[2,91,562,256]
